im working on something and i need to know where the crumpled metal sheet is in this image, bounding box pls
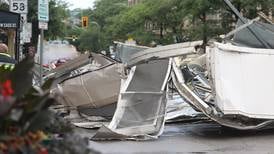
[109,92,167,135]
[114,41,150,63]
[43,54,91,79]
[91,53,114,67]
[165,94,204,123]
[55,53,122,109]
[209,42,274,119]
[233,19,274,48]
[58,63,122,108]
[92,59,171,140]
[172,57,274,130]
[62,110,110,129]
[77,103,117,119]
[68,103,117,129]
[92,125,152,141]
[127,41,203,67]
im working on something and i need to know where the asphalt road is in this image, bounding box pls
[74,121,274,154]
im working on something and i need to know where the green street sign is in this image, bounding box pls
[38,0,49,22]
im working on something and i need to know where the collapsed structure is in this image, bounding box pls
[48,0,274,140]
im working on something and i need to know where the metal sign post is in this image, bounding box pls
[9,0,28,61]
[38,0,49,86]
[39,29,44,86]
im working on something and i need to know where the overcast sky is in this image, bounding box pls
[65,0,96,9]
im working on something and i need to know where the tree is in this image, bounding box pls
[46,0,69,39]
[219,0,274,36]
[107,0,188,46]
[27,0,69,45]
[181,0,222,48]
[92,0,128,30]
[228,0,274,18]
[74,0,128,52]
[74,0,274,52]
[78,26,104,53]
[0,2,8,10]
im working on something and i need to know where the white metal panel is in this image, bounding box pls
[210,42,274,119]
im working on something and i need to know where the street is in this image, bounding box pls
[74,122,274,154]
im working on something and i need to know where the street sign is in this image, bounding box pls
[82,16,88,28]
[20,13,27,30]
[20,14,29,44]
[38,0,49,22]
[20,23,32,43]
[9,0,28,14]
[39,21,48,30]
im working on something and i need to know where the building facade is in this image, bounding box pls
[128,0,141,6]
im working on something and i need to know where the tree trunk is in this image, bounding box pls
[172,26,181,43]
[201,12,207,53]
[160,23,164,40]
[31,20,39,51]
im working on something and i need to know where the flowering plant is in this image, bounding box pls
[0,59,53,153]
[0,80,14,98]
[0,59,95,154]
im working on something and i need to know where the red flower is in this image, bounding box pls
[1,80,14,97]
[38,148,48,154]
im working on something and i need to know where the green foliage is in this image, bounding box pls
[0,58,54,134]
[78,27,104,53]
[108,0,188,45]
[228,0,274,18]
[93,0,128,29]
[219,0,274,35]
[0,2,8,10]
[28,0,69,45]
[0,58,94,154]
[46,0,69,39]
[71,0,274,52]
[69,0,128,52]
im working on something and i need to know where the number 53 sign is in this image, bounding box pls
[9,0,28,14]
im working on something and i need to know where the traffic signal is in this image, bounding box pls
[72,35,77,41]
[82,16,88,28]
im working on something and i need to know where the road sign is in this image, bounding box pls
[39,21,48,30]
[9,0,28,14]
[82,16,88,28]
[20,22,32,43]
[20,14,29,44]
[38,0,49,22]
